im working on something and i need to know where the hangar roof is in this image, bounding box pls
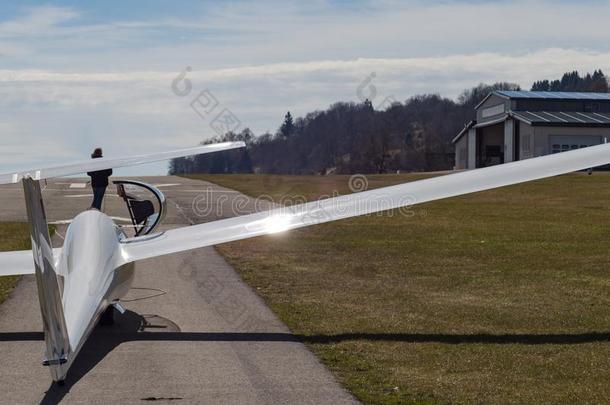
[496,90,610,101]
[451,120,475,143]
[474,90,610,110]
[511,111,610,126]
[452,111,610,143]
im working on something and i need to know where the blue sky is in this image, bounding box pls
[1,0,610,174]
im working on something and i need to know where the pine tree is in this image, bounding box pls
[591,70,609,92]
[279,111,294,137]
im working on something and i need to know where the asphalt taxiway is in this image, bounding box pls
[0,176,358,404]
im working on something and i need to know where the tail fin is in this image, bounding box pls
[22,177,70,382]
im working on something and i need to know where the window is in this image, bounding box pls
[550,135,601,154]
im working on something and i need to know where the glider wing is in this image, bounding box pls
[0,248,62,276]
[120,142,610,263]
[0,142,245,185]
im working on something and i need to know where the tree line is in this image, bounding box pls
[531,70,608,93]
[170,70,608,175]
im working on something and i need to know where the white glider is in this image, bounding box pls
[1,140,609,384]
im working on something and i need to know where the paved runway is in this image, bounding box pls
[0,176,357,404]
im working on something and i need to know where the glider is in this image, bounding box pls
[1,140,610,384]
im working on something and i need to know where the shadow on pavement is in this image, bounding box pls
[0,310,608,404]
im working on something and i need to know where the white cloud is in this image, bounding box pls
[2,1,610,70]
[2,2,610,175]
[2,48,610,105]
[1,47,610,174]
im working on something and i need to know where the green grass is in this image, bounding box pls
[185,173,610,404]
[0,223,31,304]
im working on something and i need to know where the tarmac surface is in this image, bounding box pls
[0,176,358,404]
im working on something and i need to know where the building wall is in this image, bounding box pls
[476,95,510,124]
[515,99,610,113]
[533,126,610,157]
[519,122,535,159]
[519,124,610,158]
[504,119,514,163]
[467,128,477,169]
[461,121,610,168]
[454,134,468,169]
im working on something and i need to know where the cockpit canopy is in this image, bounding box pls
[114,180,166,237]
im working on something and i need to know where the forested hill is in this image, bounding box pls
[170,70,609,175]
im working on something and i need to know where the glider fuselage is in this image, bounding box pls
[55,210,134,378]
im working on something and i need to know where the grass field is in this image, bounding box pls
[186,173,610,404]
[0,223,31,305]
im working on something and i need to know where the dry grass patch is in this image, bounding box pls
[185,173,610,404]
[0,223,31,304]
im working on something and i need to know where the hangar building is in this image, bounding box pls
[453,91,610,169]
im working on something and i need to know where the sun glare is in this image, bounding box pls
[263,214,294,234]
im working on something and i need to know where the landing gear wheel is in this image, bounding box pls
[100,306,115,326]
